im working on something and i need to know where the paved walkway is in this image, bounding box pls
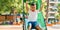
[47,24,60,30]
[0,24,60,30]
[0,25,23,30]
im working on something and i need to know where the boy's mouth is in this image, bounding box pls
[32,10,35,12]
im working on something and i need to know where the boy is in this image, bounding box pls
[26,1,42,30]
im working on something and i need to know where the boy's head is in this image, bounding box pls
[30,3,36,11]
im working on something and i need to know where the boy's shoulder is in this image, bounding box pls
[36,10,39,11]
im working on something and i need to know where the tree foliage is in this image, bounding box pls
[0,0,23,14]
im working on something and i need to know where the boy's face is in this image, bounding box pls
[30,5,36,11]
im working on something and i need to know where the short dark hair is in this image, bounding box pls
[30,3,35,6]
[20,18,23,20]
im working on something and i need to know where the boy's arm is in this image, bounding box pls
[39,3,43,11]
[26,1,29,13]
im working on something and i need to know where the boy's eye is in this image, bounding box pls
[32,7,35,8]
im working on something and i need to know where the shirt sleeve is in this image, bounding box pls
[37,10,40,13]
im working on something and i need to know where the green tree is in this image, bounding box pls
[56,3,60,20]
[0,0,23,14]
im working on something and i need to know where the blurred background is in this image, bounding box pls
[0,0,60,30]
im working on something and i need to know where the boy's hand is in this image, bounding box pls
[26,1,28,3]
[26,1,29,6]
